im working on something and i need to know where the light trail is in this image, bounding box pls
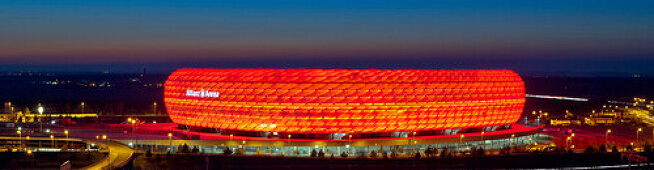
[526,94,589,102]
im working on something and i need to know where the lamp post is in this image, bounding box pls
[637,128,642,144]
[81,102,85,113]
[570,133,575,149]
[153,102,157,115]
[26,136,30,151]
[17,130,22,150]
[50,135,55,147]
[413,140,417,154]
[37,106,44,133]
[459,134,464,151]
[287,134,292,155]
[481,131,485,149]
[605,129,611,145]
[131,119,136,148]
[64,130,69,146]
[102,135,110,169]
[168,133,173,152]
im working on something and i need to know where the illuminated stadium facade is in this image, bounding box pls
[164,68,528,140]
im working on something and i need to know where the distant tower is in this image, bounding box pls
[141,66,147,77]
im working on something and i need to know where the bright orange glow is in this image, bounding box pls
[164,69,525,133]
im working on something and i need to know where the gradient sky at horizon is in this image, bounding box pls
[1,0,654,74]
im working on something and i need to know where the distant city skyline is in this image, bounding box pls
[1,0,653,74]
[1,58,654,77]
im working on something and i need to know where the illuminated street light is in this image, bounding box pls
[102,134,111,169]
[81,102,85,113]
[168,133,173,152]
[481,131,485,149]
[566,136,572,149]
[64,130,69,146]
[405,134,410,145]
[605,129,611,145]
[131,119,137,148]
[50,135,55,147]
[347,134,353,154]
[637,128,643,144]
[38,106,44,133]
[460,134,464,149]
[17,130,22,149]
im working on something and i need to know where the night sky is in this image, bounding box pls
[1,0,653,75]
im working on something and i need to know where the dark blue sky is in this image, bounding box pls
[1,0,653,75]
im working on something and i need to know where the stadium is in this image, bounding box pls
[157,68,542,156]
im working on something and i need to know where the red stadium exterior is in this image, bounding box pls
[164,69,525,137]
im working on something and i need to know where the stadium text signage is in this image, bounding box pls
[186,89,220,98]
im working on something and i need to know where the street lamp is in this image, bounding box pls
[38,106,43,132]
[81,102,85,113]
[481,131,485,149]
[459,134,464,150]
[637,128,643,144]
[64,130,69,146]
[605,129,611,145]
[287,134,292,155]
[102,135,110,169]
[348,134,353,153]
[168,133,173,152]
[570,133,575,149]
[153,102,157,115]
[17,130,22,150]
[50,135,55,148]
[131,119,137,148]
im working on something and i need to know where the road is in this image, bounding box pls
[83,140,135,170]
